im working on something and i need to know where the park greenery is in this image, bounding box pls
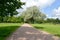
[0,5,60,24]
[32,24,60,37]
[0,0,60,23]
[0,0,60,40]
[21,6,46,23]
[0,23,22,40]
[0,0,25,22]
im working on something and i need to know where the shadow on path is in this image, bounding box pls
[6,24,60,40]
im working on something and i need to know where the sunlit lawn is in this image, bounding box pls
[0,23,60,40]
[0,23,22,40]
[32,23,60,37]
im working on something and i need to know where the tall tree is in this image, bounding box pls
[0,0,25,21]
[21,6,46,23]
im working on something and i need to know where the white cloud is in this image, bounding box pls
[17,0,55,12]
[21,0,55,8]
[52,7,60,19]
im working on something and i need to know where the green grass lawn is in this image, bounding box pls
[0,23,22,40]
[0,23,60,40]
[32,23,60,37]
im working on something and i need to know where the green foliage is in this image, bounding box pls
[0,0,25,17]
[0,16,60,24]
[3,16,23,23]
[21,6,46,23]
[0,23,21,40]
[0,0,25,22]
[0,16,24,23]
[46,18,60,24]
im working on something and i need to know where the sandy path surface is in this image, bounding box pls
[6,23,60,40]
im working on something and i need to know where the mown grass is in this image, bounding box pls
[0,23,22,40]
[32,23,60,37]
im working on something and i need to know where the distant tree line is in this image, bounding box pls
[0,16,60,24]
[44,18,60,24]
[0,16,23,23]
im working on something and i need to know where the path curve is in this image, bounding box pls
[6,23,60,40]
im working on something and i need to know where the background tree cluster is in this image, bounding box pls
[21,6,46,23]
[45,18,60,24]
[0,16,23,23]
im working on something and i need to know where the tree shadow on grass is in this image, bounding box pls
[34,26,44,29]
[0,26,20,40]
[54,34,60,37]
[34,26,60,37]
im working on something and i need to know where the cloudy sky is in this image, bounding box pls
[18,0,60,19]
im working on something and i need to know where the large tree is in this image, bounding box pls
[0,0,25,21]
[21,6,46,23]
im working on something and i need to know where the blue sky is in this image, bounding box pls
[17,0,60,19]
[41,0,60,18]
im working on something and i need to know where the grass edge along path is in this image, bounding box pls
[32,23,60,37]
[0,23,22,40]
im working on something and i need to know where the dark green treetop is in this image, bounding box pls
[0,0,25,17]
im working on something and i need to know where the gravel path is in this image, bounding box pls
[6,23,60,40]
